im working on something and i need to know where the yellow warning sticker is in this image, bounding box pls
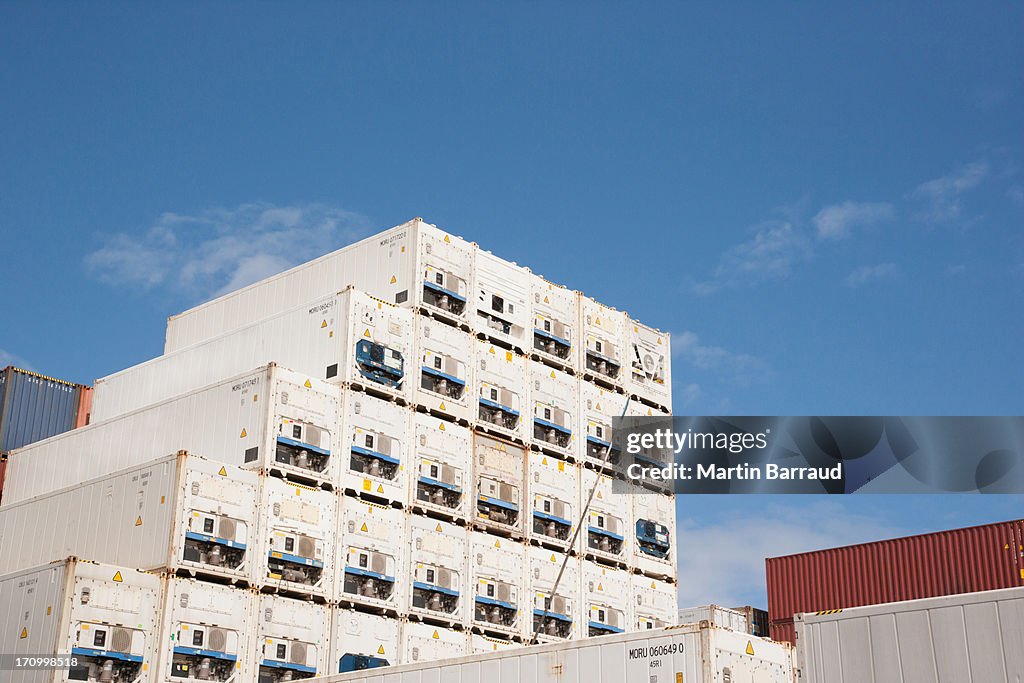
[595,317,601,325]
[745,641,755,656]
[218,466,227,477]
[557,461,564,472]
[304,379,312,389]
[549,370,556,379]
[135,516,143,527]
[360,523,368,533]
[20,627,27,639]
[657,337,662,344]
[239,428,247,438]
[112,571,123,583]
[550,553,557,562]
[676,673,683,683]
[377,644,386,655]
[597,582,603,591]
[489,346,495,354]
[544,296,550,304]
[362,480,371,491]
[390,276,397,284]
[439,423,446,431]
[435,523,443,532]
[321,320,327,329]
[377,484,384,494]
[506,351,513,362]
[443,235,451,243]
[495,540,501,548]
[542,456,548,465]
[439,401,447,411]
[432,629,440,638]
[364,328,372,338]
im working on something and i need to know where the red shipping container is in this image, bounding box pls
[75,385,93,428]
[766,519,1024,644]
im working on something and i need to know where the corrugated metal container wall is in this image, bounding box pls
[74,385,92,427]
[0,457,6,507]
[766,519,1024,644]
[0,366,83,451]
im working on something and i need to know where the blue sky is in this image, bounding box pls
[1,4,1021,608]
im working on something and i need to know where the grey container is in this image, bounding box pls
[794,585,1024,682]
[0,366,84,452]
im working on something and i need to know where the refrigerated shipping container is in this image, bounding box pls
[577,295,627,388]
[93,288,414,420]
[399,622,466,665]
[413,316,473,423]
[795,586,1024,683]
[0,453,259,585]
[580,560,631,637]
[308,622,795,683]
[526,451,578,552]
[336,498,405,614]
[580,468,631,567]
[251,593,330,680]
[624,321,671,411]
[329,609,400,674]
[529,274,578,372]
[405,514,467,627]
[766,518,1024,643]
[632,575,677,631]
[339,392,411,505]
[165,219,475,351]
[473,340,528,443]
[632,492,677,581]
[677,605,749,633]
[410,415,471,522]
[0,366,87,452]
[578,380,629,470]
[473,433,526,538]
[528,362,577,461]
[0,558,163,683]
[474,248,532,353]
[467,531,524,639]
[3,364,338,504]
[527,546,579,643]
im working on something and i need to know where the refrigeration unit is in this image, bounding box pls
[529,274,577,372]
[632,493,677,581]
[473,249,531,353]
[406,514,467,627]
[632,574,677,631]
[339,393,411,506]
[580,561,631,637]
[528,362,576,460]
[0,559,162,683]
[469,633,521,654]
[336,498,404,615]
[578,380,630,471]
[252,594,330,681]
[399,622,467,665]
[409,414,471,522]
[257,477,337,600]
[527,546,579,643]
[625,321,672,412]
[3,365,337,504]
[526,452,578,552]
[413,316,473,424]
[164,218,475,352]
[473,433,526,538]
[0,453,258,585]
[156,577,253,683]
[329,609,400,674]
[580,468,630,567]
[93,288,414,421]
[473,340,527,444]
[467,531,524,639]
[577,295,627,388]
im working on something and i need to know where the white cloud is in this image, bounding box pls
[0,348,34,371]
[813,201,894,240]
[85,203,372,299]
[845,262,898,287]
[694,221,810,294]
[676,500,904,607]
[910,161,989,223]
[672,331,770,386]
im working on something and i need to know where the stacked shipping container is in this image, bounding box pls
[0,217,678,680]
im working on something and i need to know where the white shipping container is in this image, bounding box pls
[578,295,627,388]
[336,498,404,614]
[528,362,577,460]
[252,594,330,681]
[579,468,631,567]
[473,433,526,537]
[165,219,475,352]
[526,452,578,552]
[472,340,528,443]
[467,531,525,638]
[329,609,400,674]
[578,380,630,470]
[580,561,631,637]
[529,274,577,371]
[405,514,467,627]
[0,453,258,584]
[677,605,749,633]
[409,416,471,522]
[468,633,521,654]
[473,249,532,352]
[624,321,672,411]
[308,622,796,683]
[339,393,411,506]
[527,546,579,643]
[0,559,162,683]
[631,493,676,581]
[3,365,337,504]
[632,575,677,631]
[399,622,466,665]
[94,288,414,421]
[795,586,1024,683]
[155,577,253,683]
[412,317,473,423]
[257,478,337,600]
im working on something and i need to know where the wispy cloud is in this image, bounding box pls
[813,201,894,240]
[672,331,771,386]
[676,500,904,607]
[694,221,810,294]
[0,348,34,371]
[845,262,898,287]
[86,203,371,300]
[910,161,989,224]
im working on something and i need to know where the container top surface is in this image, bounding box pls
[794,584,1024,624]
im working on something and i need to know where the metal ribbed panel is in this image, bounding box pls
[766,519,1024,643]
[0,366,83,451]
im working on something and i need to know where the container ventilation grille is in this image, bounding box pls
[497,583,511,602]
[371,553,388,574]
[218,518,236,540]
[208,628,227,653]
[110,628,132,652]
[436,568,452,588]
[298,536,315,558]
[289,642,307,664]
